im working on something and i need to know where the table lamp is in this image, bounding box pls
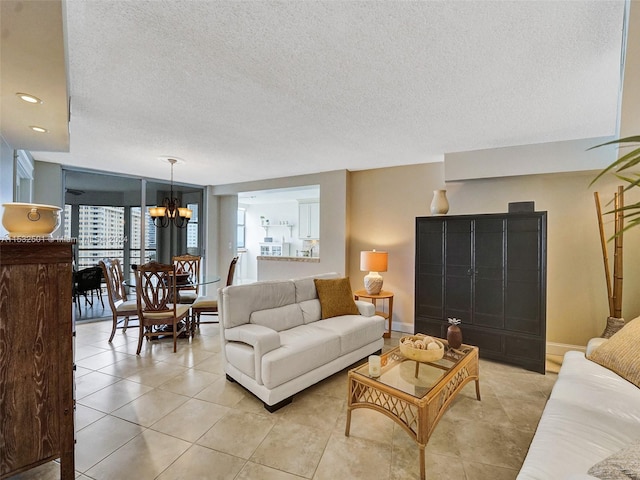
[360,250,388,295]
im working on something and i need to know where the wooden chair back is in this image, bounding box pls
[135,262,175,314]
[172,254,201,295]
[134,261,189,354]
[226,256,239,286]
[99,258,128,308]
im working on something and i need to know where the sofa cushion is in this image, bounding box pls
[293,272,340,302]
[587,441,640,479]
[587,316,640,388]
[314,314,385,355]
[221,280,296,328]
[261,324,341,389]
[299,299,322,324]
[314,277,359,319]
[250,303,304,332]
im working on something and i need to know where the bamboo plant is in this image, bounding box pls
[589,135,640,234]
[590,135,640,336]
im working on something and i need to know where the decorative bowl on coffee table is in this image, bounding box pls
[399,334,445,362]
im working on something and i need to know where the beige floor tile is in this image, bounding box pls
[187,331,223,352]
[69,322,556,479]
[194,375,246,407]
[193,352,226,374]
[84,429,191,480]
[79,379,154,413]
[447,392,512,428]
[236,462,307,480]
[304,369,349,399]
[157,368,221,396]
[498,394,548,431]
[232,392,278,416]
[150,397,230,442]
[111,388,190,427]
[75,349,131,371]
[314,432,392,480]
[463,461,518,480]
[97,355,159,378]
[75,371,120,400]
[280,391,345,431]
[74,366,94,378]
[156,444,246,480]
[157,347,215,368]
[75,403,106,430]
[337,407,396,445]
[250,420,331,478]
[454,420,533,470]
[124,361,188,387]
[75,344,109,361]
[197,410,277,458]
[75,415,144,472]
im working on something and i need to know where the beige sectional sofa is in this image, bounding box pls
[218,273,386,411]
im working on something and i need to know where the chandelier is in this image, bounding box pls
[149,158,193,228]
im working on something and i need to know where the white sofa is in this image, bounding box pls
[517,338,640,479]
[218,273,386,411]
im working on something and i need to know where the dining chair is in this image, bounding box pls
[191,256,238,327]
[100,258,138,343]
[171,253,201,303]
[135,261,191,355]
[74,265,104,315]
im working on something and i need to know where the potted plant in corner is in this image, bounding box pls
[589,135,640,337]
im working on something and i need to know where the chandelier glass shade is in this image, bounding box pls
[149,158,192,228]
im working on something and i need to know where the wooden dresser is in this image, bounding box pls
[0,239,75,479]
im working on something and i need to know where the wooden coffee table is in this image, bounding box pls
[345,339,480,480]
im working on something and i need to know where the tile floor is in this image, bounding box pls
[9,320,558,480]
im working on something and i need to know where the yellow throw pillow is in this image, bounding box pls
[314,277,359,319]
[587,316,640,388]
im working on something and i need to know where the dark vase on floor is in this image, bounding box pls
[447,324,462,349]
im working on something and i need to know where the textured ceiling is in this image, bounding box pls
[6,0,627,186]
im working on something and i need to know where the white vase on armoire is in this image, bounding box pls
[430,189,449,215]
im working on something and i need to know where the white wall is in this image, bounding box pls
[212,170,349,281]
[445,137,616,181]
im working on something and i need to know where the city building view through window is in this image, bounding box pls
[65,205,157,270]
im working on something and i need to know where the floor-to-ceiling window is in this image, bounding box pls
[64,169,204,274]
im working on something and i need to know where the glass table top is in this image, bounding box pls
[353,343,475,399]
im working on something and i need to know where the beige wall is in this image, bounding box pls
[349,163,640,347]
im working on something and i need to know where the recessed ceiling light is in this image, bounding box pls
[29,126,48,133]
[17,93,43,104]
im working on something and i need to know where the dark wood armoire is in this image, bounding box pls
[415,212,547,373]
[0,239,75,479]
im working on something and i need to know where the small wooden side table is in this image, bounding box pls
[353,289,393,338]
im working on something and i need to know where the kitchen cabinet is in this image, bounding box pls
[260,242,290,256]
[298,201,319,239]
[414,212,547,373]
[0,239,75,479]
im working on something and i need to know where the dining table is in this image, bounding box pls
[124,274,221,336]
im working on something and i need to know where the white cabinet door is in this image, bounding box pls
[299,202,320,239]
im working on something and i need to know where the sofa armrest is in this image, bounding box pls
[355,300,375,317]
[586,337,608,357]
[224,324,280,385]
[225,323,280,353]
